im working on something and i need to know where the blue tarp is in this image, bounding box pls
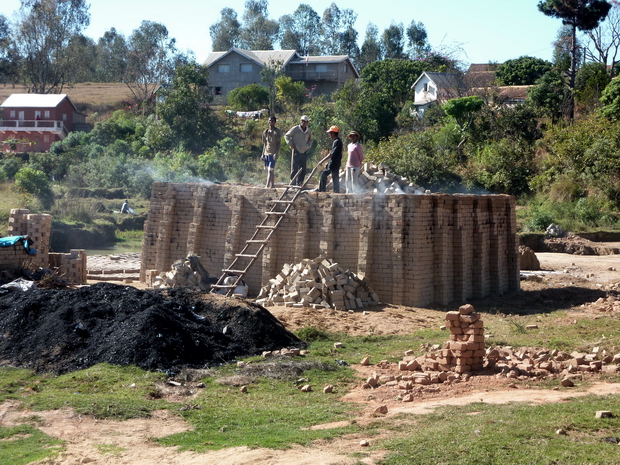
[0,236,36,255]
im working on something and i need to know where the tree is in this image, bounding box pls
[575,61,610,112]
[320,3,358,56]
[495,56,553,85]
[538,0,612,90]
[358,23,382,70]
[157,64,217,153]
[527,70,572,122]
[65,34,97,82]
[584,1,620,77]
[361,58,427,110]
[553,25,583,73]
[260,59,283,115]
[239,0,279,50]
[95,28,128,82]
[125,21,184,111]
[600,75,620,119]
[0,14,19,84]
[278,4,321,55]
[406,20,429,59]
[210,8,241,52]
[381,23,405,59]
[15,0,91,93]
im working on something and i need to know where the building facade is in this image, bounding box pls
[204,48,359,102]
[0,94,87,153]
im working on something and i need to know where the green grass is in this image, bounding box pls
[375,395,620,464]
[0,424,63,465]
[1,311,620,462]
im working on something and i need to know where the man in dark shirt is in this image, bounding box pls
[318,126,343,193]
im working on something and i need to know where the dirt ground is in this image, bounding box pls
[2,243,620,465]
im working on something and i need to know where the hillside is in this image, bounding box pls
[0,82,133,118]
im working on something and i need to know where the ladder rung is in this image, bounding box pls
[257,225,276,229]
[223,269,246,274]
[211,284,237,288]
[246,239,265,243]
[273,200,294,204]
[265,211,286,215]
[236,253,258,258]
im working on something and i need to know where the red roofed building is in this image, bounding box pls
[0,94,88,153]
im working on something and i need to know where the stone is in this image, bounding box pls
[519,246,541,271]
[561,378,574,387]
[300,384,312,392]
[323,385,334,394]
[596,411,613,418]
[374,405,388,415]
[360,356,371,366]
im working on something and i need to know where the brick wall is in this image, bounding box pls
[2,209,86,284]
[141,183,519,306]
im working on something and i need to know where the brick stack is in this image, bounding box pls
[48,249,87,284]
[255,257,379,310]
[0,209,52,270]
[141,183,519,307]
[442,304,485,373]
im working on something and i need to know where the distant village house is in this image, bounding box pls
[0,94,88,153]
[204,48,359,101]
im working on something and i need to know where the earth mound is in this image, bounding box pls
[0,282,304,374]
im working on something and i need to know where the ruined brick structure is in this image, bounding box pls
[141,183,519,306]
[0,209,86,284]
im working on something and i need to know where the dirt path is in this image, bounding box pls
[3,250,620,465]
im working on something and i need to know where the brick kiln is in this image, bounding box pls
[141,183,519,307]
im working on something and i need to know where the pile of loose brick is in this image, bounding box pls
[353,304,620,395]
[152,257,210,291]
[328,162,428,194]
[255,257,379,310]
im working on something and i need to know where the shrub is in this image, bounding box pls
[14,166,54,209]
[228,84,269,111]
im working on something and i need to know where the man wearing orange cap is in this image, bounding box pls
[317,125,343,193]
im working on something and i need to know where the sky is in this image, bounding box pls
[2,0,564,66]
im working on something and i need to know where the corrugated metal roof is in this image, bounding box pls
[424,72,466,91]
[204,49,358,76]
[289,55,349,64]
[1,93,70,108]
[204,48,299,68]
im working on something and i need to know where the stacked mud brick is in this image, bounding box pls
[442,304,485,373]
[48,250,87,284]
[327,162,428,194]
[255,257,379,310]
[141,183,519,306]
[1,209,86,284]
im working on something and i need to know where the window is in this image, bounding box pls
[423,83,428,92]
[218,64,230,73]
[214,87,222,95]
[344,65,348,73]
[43,135,50,143]
[316,64,328,72]
[62,114,67,121]
[9,110,15,118]
[44,111,50,118]
[240,63,252,72]
[35,111,41,119]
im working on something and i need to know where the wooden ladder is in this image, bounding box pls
[211,166,319,297]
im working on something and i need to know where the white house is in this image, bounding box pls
[412,72,466,118]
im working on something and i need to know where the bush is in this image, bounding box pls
[14,166,54,209]
[228,84,269,111]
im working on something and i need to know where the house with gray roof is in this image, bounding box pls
[204,48,359,102]
[412,72,467,118]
